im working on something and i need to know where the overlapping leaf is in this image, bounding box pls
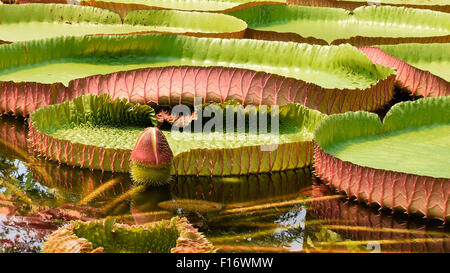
[0,34,395,116]
[287,0,450,13]
[80,0,285,18]
[230,5,450,45]
[0,3,246,43]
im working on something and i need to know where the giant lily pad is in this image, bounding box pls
[314,97,450,221]
[0,4,246,43]
[80,0,285,18]
[378,43,450,82]
[0,116,133,200]
[287,0,450,13]
[0,34,395,116]
[230,5,450,45]
[359,45,449,98]
[42,216,217,253]
[29,94,325,175]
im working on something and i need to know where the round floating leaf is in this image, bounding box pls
[378,43,450,82]
[287,0,450,13]
[229,5,450,45]
[79,0,285,18]
[359,45,449,98]
[0,3,246,43]
[29,94,325,175]
[314,97,450,221]
[0,34,395,116]
[42,216,217,253]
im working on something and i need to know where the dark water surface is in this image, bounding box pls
[0,115,448,253]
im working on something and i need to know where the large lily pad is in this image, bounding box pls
[42,216,217,253]
[0,116,133,201]
[0,4,246,43]
[230,5,450,45]
[0,34,395,116]
[80,0,285,18]
[359,45,449,98]
[314,97,450,221]
[287,0,450,13]
[29,94,325,175]
[378,43,450,82]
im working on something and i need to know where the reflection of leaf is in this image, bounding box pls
[345,240,366,253]
[105,217,116,233]
[158,199,223,213]
[0,155,67,214]
[0,177,32,205]
[306,227,370,253]
[306,236,317,250]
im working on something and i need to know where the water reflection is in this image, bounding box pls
[168,169,315,252]
[0,214,57,253]
[130,185,173,224]
[0,116,448,253]
[310,182,449,253]
[171,169,313,205]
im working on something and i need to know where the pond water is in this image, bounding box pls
[0,115,448,253]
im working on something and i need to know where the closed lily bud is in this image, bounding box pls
[130,127,173,186]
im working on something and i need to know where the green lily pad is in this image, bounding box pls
[314,97,450,220]
[29,94,325,175]
[287,0,450,13]
[42,216,216,253]
[358,45,449,98]
[316,97,449,178]
[0,4,246,43]
[342,0,449,5]
[0,33,397,116]
[378,43,450,82]
[81,0,285,18]
[230,5,450,45]
[0,34,394,90]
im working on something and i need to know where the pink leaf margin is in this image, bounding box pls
[311,183,450,252]
[314,142,450,222]
[0,65,395,116]
[358,46,449,98]
[244,27,450,47]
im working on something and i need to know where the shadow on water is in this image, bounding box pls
[374,86,422,120]
[0,115,448,253]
